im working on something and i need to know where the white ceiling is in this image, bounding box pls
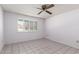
[1,4,79,19]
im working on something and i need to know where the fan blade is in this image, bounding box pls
[37,8,42,10]
[46,10,52,14]
[46,4,55,9]
[37,11,43,14]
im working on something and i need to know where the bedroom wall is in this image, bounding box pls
[0,6,4,52]
[46,9,79,49]
[4,11,45,44]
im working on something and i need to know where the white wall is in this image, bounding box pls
[0,6,4,52]
[46,9,79,49]
[4,11,45,44]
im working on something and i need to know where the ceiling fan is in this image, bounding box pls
[37,4,55,15]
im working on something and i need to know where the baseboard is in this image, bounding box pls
[4,37,45,45]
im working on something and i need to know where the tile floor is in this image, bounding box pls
[1,38,79,54]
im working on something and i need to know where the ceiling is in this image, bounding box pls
[1,4,79,19]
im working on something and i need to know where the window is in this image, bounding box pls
[17,19,37,32]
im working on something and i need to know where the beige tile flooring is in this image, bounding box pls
[1,38,79,54]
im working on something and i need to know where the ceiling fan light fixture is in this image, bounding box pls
[37,4,55,15]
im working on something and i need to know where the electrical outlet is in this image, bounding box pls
[76,40,79,43]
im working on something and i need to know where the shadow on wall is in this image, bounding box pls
[45,9,79,49]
